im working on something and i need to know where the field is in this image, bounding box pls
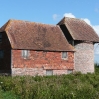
[0,64,99,99]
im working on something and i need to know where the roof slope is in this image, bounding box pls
[0,19,74,51]
[57,17,99,42]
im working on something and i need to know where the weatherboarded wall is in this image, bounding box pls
[74,42,94,73]
[11,50,74,76]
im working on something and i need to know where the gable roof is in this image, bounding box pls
[57,17,99,43]
[0,19,74,51]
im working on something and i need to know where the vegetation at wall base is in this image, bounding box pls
[0,64,99,99]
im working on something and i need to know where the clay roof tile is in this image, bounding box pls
[0,19,74,51]
[57,17,99,43]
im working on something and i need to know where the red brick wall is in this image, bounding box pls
[11,50,74,76]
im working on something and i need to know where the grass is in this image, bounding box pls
[0,64,99,99]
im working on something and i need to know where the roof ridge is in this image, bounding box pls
[6,19,57,27]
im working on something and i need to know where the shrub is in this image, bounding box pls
[0,66,99,98]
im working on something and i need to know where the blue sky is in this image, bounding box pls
[0,0,99,62]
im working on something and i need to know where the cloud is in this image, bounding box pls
[93,25,99,35]
[81,18,99,36]
[53,13,75,21]
[82,18,91,25]
[94,43,99,54]
[82,19,99,36]
[93,25,99,55]
[53,14,60,21]
[64,13,75,18]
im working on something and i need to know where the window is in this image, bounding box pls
[22,50,29,59]
[0,33,2,43]
[46,70,53,76]
[62,52,68,59]
[0,50,4,58]
[67,70,73,74]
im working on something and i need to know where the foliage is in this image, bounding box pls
[0,64,99,99]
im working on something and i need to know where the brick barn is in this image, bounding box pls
[0,19,74,76]
[0,17,99,76]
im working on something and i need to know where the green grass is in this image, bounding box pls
[0,64,99,99]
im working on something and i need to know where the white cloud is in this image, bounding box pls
[64,13,75,18]
[53,14,60,21]
[93,25,99,55]
[81,18,99,36]
[82,18,91,25]
[94,43,99,55]
[93,26,99,55]
[93,25,99,35]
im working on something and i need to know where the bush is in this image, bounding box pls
[0,65,99,98]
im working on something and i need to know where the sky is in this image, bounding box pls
[0,0,99,63]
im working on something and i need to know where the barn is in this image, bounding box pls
[0,19,74,76]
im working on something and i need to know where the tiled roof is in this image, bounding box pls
[57,17,99,42]
[0,19,74,51]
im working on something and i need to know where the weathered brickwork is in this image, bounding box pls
[11,50,74,76]
[12,68,69,76]
[12,68,45,76]
[74,42,94,73]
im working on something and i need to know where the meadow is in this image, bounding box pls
[0,64,99,99]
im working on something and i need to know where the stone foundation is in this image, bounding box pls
[12,68,73,76]
[12,68,45,76]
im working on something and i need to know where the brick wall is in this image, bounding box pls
[11,50,74,76]
[74,42,94,73]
